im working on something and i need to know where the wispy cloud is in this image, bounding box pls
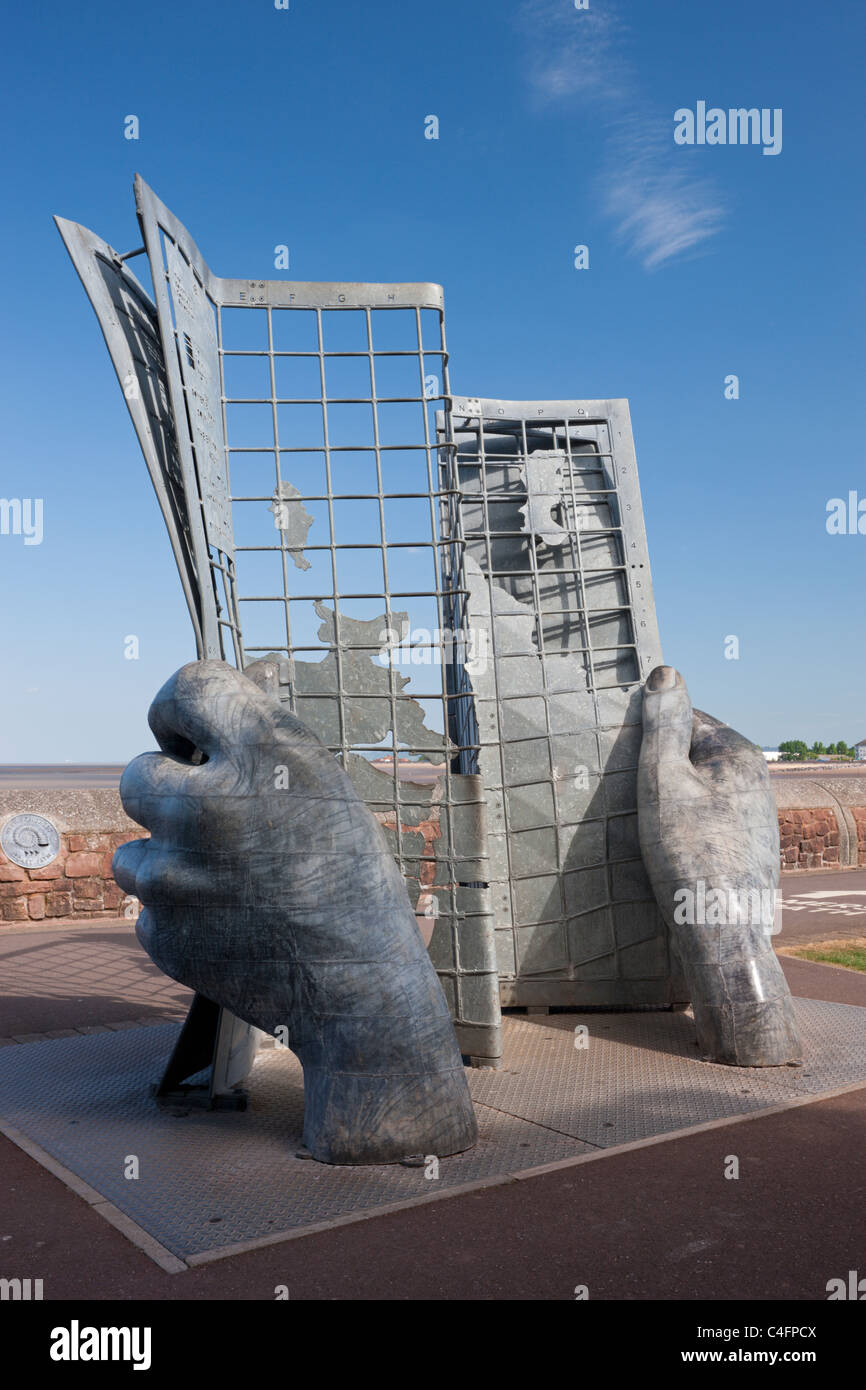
[518,2,726,269]
[603,120,725,269]
[521,2,630,103]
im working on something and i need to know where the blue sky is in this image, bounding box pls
[1,0,864,760]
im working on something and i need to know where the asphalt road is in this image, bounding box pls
[780,868,866,945]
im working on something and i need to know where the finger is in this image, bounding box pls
[640,665,694,772]
[119,752,203,839]
[689,708,777,842]
[147,660,273,761]
[115,840,218,909]
[113,837,149,894]
[149,659,324,767]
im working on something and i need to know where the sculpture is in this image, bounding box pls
[639,665,802,1066]
[60,179,802,1112]
[113,660,479,1164]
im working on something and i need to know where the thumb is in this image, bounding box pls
[640,665,694,776]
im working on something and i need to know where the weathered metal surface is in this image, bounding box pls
[133,184,226,659]
[128,178,501,1059]
[291,606,447,758]
[638,667,802,1066]
[114,660,479,1163]
[53,217,203,651]
[440,398,684,1008]
[271,482,314,570]
[1,813,60,869]
[163,239,234,556]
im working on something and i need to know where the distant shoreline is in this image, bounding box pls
[1,760,864,792]
[0,765,126,788]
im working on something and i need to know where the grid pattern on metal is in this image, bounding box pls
[1,999,862,1259]
[440,399,682,1009]
[132,179,500,1058]
[468,1002,864,1146]
[53,218,204,651]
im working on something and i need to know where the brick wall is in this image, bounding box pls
[778,808,840,871]
[0,799,862,930]
[0,830,142,924]
[852,809,866,867]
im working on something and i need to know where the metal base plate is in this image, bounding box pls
[0,998,863,1264]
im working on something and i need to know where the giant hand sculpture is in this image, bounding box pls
[113,660,478,1165]
[638,666,802,1067]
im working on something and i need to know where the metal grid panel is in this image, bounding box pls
[440,397,683,1008]
[132,180,500,1060]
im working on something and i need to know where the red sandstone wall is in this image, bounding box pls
[852,809,866,867]
[777,807,840,871]
[0,831,142,924]
[1,806,864,931]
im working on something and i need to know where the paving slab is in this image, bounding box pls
[0,921,191,1035]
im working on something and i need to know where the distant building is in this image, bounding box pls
[762,749,781,762]
[856,740,866,763]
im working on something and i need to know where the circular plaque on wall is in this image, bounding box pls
[1,813,61,869]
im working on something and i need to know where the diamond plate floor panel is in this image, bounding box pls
[0,997,864,1262]
[472,999,866,1147]
[0,1024,589,1259]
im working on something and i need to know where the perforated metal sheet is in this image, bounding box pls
[1,999,863,1262]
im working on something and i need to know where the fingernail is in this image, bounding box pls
[647,665,677,692]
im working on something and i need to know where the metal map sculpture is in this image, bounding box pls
[56,178,802,1166]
